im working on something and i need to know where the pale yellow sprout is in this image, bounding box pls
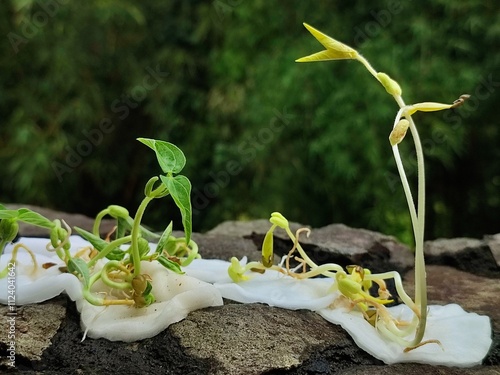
[377,72,402,96]
[389,119,410,146]
[296,23,358,62]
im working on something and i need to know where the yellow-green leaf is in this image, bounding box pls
[296,23,358,62]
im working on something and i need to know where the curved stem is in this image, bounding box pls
[82,288,135,306]
[365,270,418,315]
[391,146,419,238]
[179,239,199,267]
[0,239,8,257]
[0,243,38,278]
[356,55,379,81]
[290,263,344,279]
[100,261,133,290]
[393,95,427,347]
[86,235,132,269]
[131,196,153,277]
[284,228,317,268]
[284,227,343,278]
[92,208,110,236]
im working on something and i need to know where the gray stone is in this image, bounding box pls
[295,223,415,273]
[0,297,66,365]
[232,221,415,277]
[190,232,262,262]
[206,219,308,238]
[484,233,500,267]
[424,237,500,278]
[170,303,378,375]
[0,213,498,374]
[404,265,500,366]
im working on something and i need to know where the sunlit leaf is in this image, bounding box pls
[155,221,173,254]
[137,138,186,174]
[17,208,55,228]
[160,175,192,243]
[74,226,125,261]
[157,255,184,274]
[68,257,90,287]
[0,209,20,220]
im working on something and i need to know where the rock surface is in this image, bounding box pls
[424,238,500,278]
[0,207,499,374]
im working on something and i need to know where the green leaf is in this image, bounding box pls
[0,209,20,220]
[157,255,184,274]
[155,221,173,254]
[137,138,186,174]
[160,175,192,243]
[67,258,90,287]
[0,207,55,229]
[74,227,125,261]
[0,219,19,243]
[122,216,160,241]
[74,227,108,251]
[116,217,128,239]
[143,280,153,296]
[17,208,55,229]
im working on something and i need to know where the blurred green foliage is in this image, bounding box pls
[1,0,499,244]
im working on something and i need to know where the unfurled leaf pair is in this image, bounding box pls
[137,138,192,244]
[296,23,470,148]
[389,95,470,146]
[0,205,56,255]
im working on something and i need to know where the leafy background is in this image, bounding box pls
[0,0,499,245]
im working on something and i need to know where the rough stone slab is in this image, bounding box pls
[0,212,498,373]
[296,223,415,272]
[337,364,500,374]
[209,221,415,275]
[403,265,500,331]
[170,303,380,375]
[0,296,66,366]
[190,232,262,262]
[206,219,308,238]
[484,233,500,267]
[403,265,500,366]
[424,238,500,278]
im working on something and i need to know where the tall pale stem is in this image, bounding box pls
[394,95,427,346]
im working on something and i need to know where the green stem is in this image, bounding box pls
[86,235,132,269]
[125,216,161,241]
[129,180,170,277]
[179,239,199,267]
[101,261,133,290]
[92,208,110,236]
[131,196,153,277]
[0,239,8,256]
[356,55,379,81]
